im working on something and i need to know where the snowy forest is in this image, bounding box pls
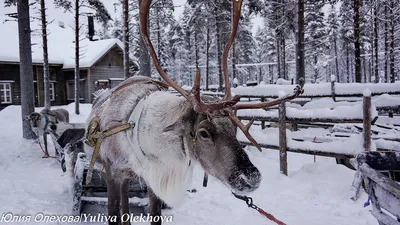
[4,0,400,90]
[99,0,400,88]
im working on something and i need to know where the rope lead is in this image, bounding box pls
[232,193,287,225]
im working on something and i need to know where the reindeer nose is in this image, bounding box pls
[229,166,261,193]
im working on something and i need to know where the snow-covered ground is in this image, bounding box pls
[0,104,378,225]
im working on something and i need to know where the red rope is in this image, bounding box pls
[232,193,287,225]
[257,208,287,225]
[38,141,57,158]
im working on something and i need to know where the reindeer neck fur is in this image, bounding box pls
[89,76,199,206]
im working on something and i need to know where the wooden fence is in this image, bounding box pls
[238,94,379,175]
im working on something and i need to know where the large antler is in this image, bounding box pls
[139,0,304,152]
[232,79,305,110]
[139,0,240,113]
[222,0,242,100]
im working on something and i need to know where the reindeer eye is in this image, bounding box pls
[199,130,211,139]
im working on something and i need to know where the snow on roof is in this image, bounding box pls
[61,38,123,69]
[0,1,123,69]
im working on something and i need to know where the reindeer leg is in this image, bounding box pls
[42,134,49,158]
[148,188,162,225]
[107,176,121,225]
[121,179,130,225]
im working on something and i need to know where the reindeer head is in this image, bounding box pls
[140,0,303,195]
[27,112,42,135]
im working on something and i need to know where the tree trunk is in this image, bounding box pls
[206,26,210,91]
[374,3,379,83]
[215,0,223,91]
[74,0,80,115]
[186,30,192,85]
[346,45,350,83]
[384,4,389,83]
[157,10,161,62]
[40,0,50,110]
[353,0,362,83]
[138,0,151,77]
[362,48,367,83]
[296,0,305,84]
[314,55,318,82]
[276,34,281,79]
[389,0,395,83]
[123,0,129,79]
[195,31,199,70]
[334,36,339,82]
[17,0,36,139]
[269,64,274,83]
[282,38,286,80]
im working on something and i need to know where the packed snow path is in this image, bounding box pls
[0,104,377,225]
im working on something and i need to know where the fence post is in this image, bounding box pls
[363,91,372,152]
[350,89,372,201]
[331,75,336,102]
[279,102,288,176]
[261,97,266,129]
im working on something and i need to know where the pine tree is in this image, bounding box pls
[39,0,51,110]
[326,1,340,83]
[236,11,257,83]
[305,0,327,82]
[339,0,354,83]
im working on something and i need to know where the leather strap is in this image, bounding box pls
[86,122,133,184]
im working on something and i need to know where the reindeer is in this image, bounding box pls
[83,0,303,224]
[28,108,70,157]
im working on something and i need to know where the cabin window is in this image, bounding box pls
[49,83,55,101]
[0,83,12,104]
[66,80,86,101]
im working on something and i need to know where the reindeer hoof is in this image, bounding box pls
[42,155,49,158]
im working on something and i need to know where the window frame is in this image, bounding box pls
[0,83,12,104]
[49,82,55,101]
[66,79,85,101]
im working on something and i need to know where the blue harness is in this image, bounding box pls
[43,114,50,131]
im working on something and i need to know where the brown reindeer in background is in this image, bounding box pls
[83,0,303,224]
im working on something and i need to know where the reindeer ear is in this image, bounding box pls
[24,115,31,121]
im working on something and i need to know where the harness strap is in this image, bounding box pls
[85,123,133,184]
[43,114,50,131]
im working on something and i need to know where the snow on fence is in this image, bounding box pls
[237,102,378,125]
[232,82,400,98]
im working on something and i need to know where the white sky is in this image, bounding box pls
[172,0,187,20]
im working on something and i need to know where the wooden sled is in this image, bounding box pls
[356,152,400,225]
[49,127,149,216]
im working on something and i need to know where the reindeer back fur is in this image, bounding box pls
[86,76,195,206]
[40,108,70,123]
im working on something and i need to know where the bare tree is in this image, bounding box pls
[353,0,362,83]
[17,0,36,139]
[55,0,111,114]
[296,0,305,84]
[40,0,51,110]
[123,0,129,79]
